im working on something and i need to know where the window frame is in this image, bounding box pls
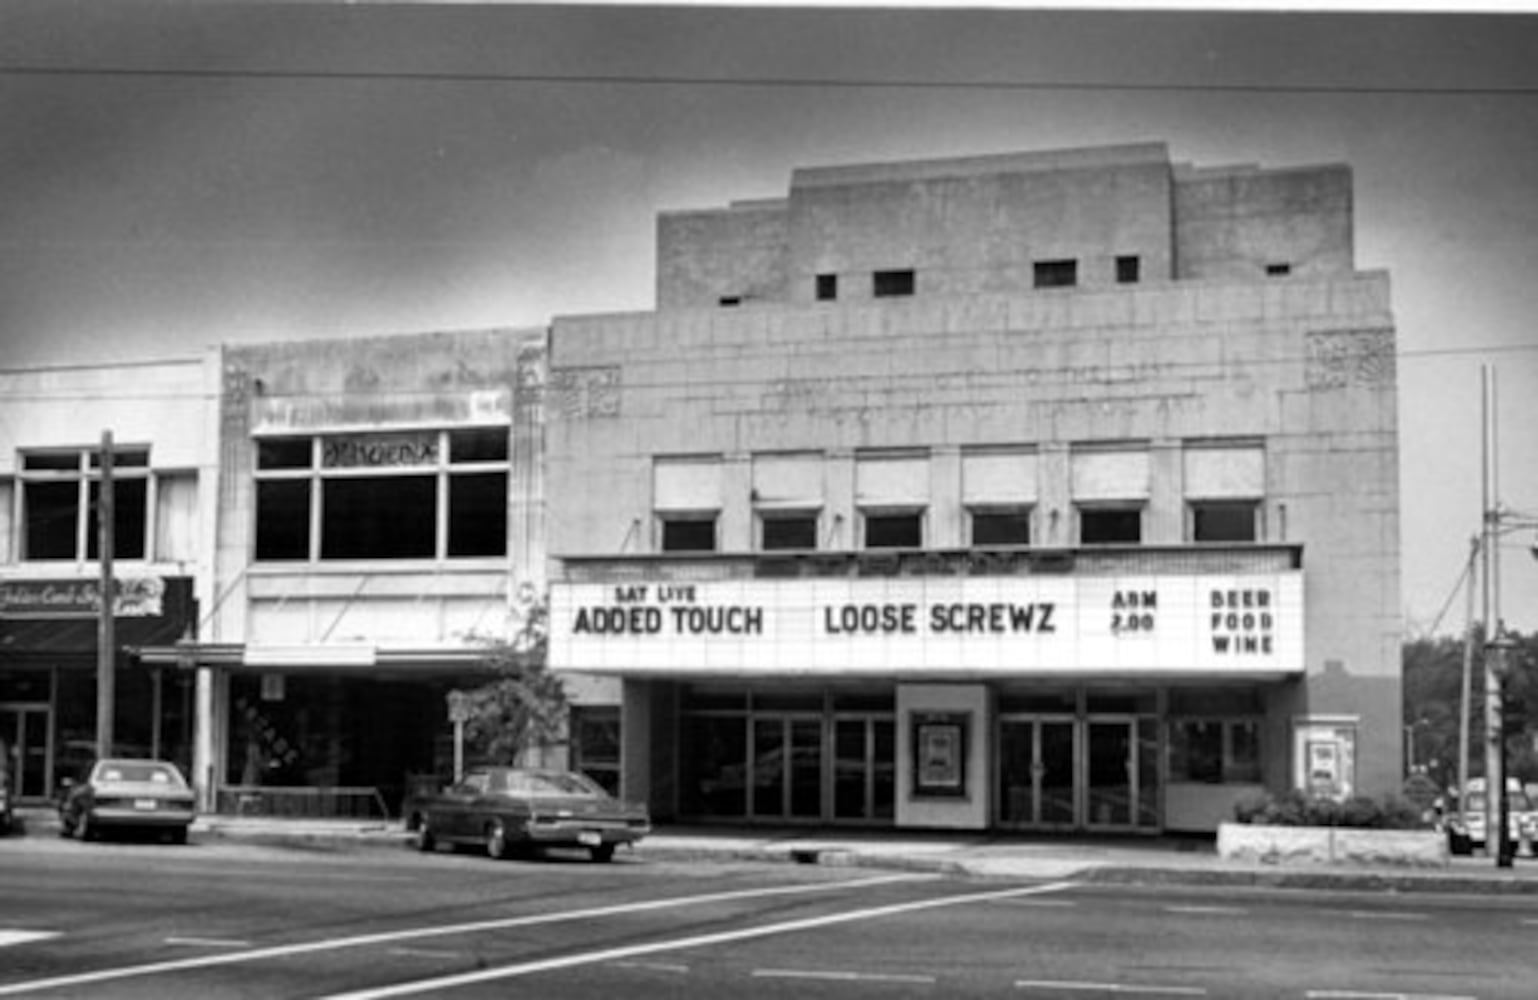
[968,505,1032,547]
[861,507,926,550]
[251,427,510,564]
[1075,503,1144,545]
[658,511,719,553]
[1188,499,1262,543]
[18,446,154,563]
[872,269,916,298]
[1168,716,1263,785]
[1033,259,1078,289]
[758,509,820,552]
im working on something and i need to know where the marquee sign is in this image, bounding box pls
[549,572,1303,677]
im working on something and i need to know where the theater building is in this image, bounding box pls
[0,359,210,801]
[547,142,1401,833]
[139,329,546,815]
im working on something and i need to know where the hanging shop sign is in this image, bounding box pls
[0,576,167,619]
[549,572,1303,677]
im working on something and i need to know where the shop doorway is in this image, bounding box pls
[833,716,895,822]
[998,716,1078,829]
[998,715,1160,833]
[0,704,51,801]
[750,716,823,820]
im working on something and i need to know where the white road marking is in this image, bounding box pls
[608,960,690,974]
[319,881,1080,999]
[0,930,60,948]
[0,872,927,996]
[1345,912,1429,921]
[1307,991,1479,1000]
[1162,905,1247,916]
[164,937,252,949]
[753,968,937,984]
[386,947,465,960]
[1016,980,1206,996]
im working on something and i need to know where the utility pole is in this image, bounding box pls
[1457,534,1477,833]
[1480,365,1512,867]
[96,430,115,760]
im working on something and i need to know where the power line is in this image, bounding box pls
[3,63,1538,98]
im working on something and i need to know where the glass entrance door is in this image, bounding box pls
[0,705,51,800]
[1086,717,1160,832]
[750,716,824,821]
[997,717,1078,830]
[833,717,895,823]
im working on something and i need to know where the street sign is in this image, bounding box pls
[446,690,472,723]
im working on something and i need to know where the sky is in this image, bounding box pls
[1,2,1536,635]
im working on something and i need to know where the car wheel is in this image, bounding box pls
[167,827,188,846]
[413,816,436,853]
[590,843,616,863]
[486,819,510,860]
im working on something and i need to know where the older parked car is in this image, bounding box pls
[58,758,196,844]
[1442,777,1536,856]
[405,767,650,862]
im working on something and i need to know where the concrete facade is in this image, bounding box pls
[153,329,547,814]
[0,358,215,801]
[548,142,1400,833]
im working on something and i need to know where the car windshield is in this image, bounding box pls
[94,761,185,786]
[500,771,604,797]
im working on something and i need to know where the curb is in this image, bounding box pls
[13,811,1538,895]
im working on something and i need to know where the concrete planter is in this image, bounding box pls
[1217,822,1448,868]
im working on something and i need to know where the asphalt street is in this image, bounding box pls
[3,833,1537,999]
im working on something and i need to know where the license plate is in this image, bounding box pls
[577,831,601,847]
[134,799,157,811]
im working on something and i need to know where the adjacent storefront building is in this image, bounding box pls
[139,329,546,816]
[0,360,210,801]
[546,142,1402,833]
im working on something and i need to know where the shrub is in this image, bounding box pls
[1231,791,1428,830]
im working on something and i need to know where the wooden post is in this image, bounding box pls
[96,430,116,760]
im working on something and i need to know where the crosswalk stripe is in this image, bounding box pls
[0,930,60,948]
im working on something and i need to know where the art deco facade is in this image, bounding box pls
[546,142,1400,833]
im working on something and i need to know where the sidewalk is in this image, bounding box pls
[15,807,1538,894]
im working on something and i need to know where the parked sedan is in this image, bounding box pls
[406,767,650,862]
[58,758,196,844]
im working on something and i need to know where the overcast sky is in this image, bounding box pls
[1,3,1536,634]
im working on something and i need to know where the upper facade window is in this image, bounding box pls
[963,448,1036,547]
[753,451,823,552]
[1071,445,1148,546]
[857,451,928,549]
[1033,259,1078,288]
[872,269,915,298]
[815,274,838,301]
[1184,440,1264,544]
[655,456,722,553]
[19,447,150,561]
[253,428,508,562]
[1116,255,1141,284]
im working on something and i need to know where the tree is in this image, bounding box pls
[1403,629,1538,791]
[456,597,568,766]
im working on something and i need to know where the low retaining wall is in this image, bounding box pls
[1216,822,1448,868]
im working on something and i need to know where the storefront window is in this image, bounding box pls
[571,706,621,797]
[253,430,508,562]
[1170,717,1263,784]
